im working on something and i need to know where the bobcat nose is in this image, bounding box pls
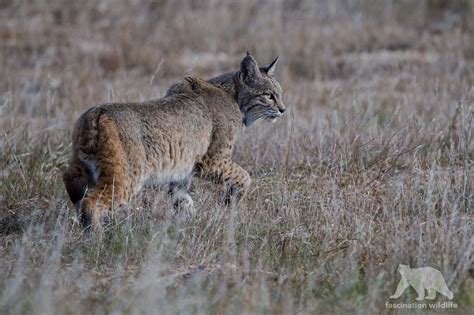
[278,107,286,114]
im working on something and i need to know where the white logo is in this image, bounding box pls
[389,264,453,300]
[385,265,458,309]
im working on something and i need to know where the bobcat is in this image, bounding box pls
[63,53,285,230]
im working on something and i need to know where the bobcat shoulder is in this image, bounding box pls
[63,53,285,230]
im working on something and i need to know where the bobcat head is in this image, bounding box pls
[236,53,286,126]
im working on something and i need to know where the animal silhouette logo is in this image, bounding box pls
[390,265,453,300]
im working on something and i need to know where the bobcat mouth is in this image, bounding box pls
[244,108,281,126]
[264,109,282,120]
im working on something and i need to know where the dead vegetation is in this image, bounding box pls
[0,0,473,314]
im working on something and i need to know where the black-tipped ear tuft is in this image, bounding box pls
[260,56,278,75]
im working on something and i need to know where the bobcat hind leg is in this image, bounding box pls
[63,158,90,211]
[79,115,129,231]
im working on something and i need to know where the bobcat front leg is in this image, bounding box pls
[197,155,251,205]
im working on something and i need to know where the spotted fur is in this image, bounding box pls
[63,54,285,230]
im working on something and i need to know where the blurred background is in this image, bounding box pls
[0,1,472,314]
[1,0,473,119]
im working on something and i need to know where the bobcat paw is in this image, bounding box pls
[220,185,242,206]
[80,206,102,233]
[172,192,196,218]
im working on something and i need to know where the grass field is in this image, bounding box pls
[0,0,473,314]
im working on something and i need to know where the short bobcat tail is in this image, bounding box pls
[63,107,105,210]
[64,106,105,206]
[73,106,106,155]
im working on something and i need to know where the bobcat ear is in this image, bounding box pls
[260,56,278,75]
[240,53,261,83]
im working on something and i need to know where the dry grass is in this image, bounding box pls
[0,0,473,314]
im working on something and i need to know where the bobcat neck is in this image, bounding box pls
[208,71,240,100]
[63,54,285,231]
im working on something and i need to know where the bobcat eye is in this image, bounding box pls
[263,93,274,100]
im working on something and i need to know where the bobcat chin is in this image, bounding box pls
[63,53,285,231]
